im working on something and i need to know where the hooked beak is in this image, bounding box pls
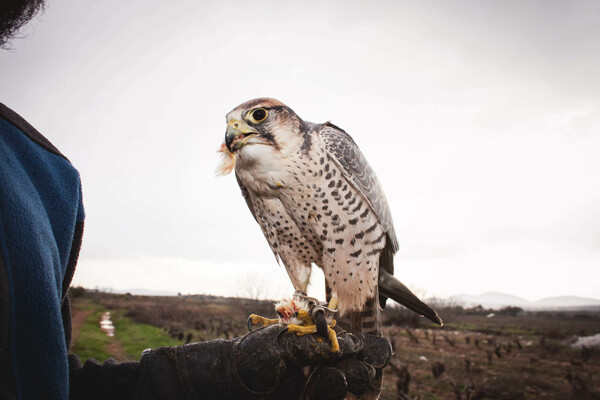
[225,119,258,152]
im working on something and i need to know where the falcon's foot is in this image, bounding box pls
[282,297,340,353]
[247,314,279,331]
[247,294,341,352]
[287,317,340,353]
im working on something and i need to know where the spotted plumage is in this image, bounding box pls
[218,98,441,336]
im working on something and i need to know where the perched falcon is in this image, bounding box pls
[218,98,441,336]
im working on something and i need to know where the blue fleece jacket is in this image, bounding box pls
[0,103,85,400]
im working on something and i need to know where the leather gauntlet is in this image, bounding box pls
[135,324,392,400]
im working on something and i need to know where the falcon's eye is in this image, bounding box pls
[249,108,268,123]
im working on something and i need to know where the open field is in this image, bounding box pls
[69,288,600,399]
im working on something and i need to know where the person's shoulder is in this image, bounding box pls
[0,102,66,160]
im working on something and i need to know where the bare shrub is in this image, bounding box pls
[581,346,594,363]
[498,306,523,317]
[566,370,588,396]
[389,362,410,398]
[494,344,502,359]
[69,286,87,299]
[405,328,419,344]
[442,334,456,347]
[477,376,525,400]
[382,304,424,328]
[514,339,522,350]
[448,379,485,400]
[431,361,445,378]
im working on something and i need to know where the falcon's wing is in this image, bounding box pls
[318,121,398,311]
[318,123,442,324]
[317,122,399,256]
[235,172,258,222]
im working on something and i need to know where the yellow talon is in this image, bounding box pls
[287,317,339,352]
[328,324,340,353]
[296,310,313,325]
[287,323,317,336]
[250,297,340,352]
[248,314,279,327]
[327,297,338,311]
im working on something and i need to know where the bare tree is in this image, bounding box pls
[237,272,266,300]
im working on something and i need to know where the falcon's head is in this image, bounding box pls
[216,98,304,175]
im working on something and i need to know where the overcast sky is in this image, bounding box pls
[1,0,599,301]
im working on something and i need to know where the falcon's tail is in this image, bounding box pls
[326,285,381,335]
[379,269,443,326]
[347,295,381,335]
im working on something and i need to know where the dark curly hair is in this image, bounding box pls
[0,0,45,49]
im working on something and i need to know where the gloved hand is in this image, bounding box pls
[136,324,392,400]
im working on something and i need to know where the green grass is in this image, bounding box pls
[70,298,184,363]
[70,301,113,363]
[111,310,183,360]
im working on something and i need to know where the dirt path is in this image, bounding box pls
[70,307,91,346]
[102,312,129,361]
[106,340,129,361]
[71,306,129,361]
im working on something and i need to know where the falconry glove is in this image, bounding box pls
[135,324,392,400]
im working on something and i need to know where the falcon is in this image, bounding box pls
[218,98,442,337]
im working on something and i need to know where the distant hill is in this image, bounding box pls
[87,286,600,311]
[533,296,600,308]
[451,291,600,310]
[452,292,529,308]
[96,287,179,296]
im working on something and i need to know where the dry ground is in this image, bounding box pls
[70,288,600,399]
